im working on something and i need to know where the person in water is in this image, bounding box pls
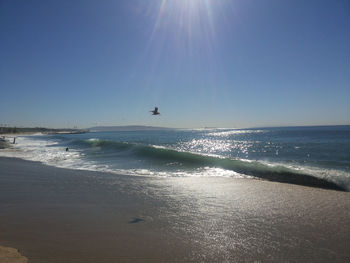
[66,147,69,152]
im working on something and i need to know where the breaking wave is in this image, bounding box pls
[75,139,346,191]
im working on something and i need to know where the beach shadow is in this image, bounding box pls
[128,218,145,224]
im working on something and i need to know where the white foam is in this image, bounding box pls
[0,135,86,170]
[2,135,348,189]
[0,136,252,179]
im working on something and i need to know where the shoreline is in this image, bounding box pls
[1,157,350,262]
[0,133,41,148]
[1,134,347,192]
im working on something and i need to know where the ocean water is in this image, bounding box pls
[1,126,350,191]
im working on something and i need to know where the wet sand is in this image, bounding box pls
[0,157,350,262]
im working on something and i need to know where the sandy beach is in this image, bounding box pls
[0,157,350,262]
[0,245,28,263]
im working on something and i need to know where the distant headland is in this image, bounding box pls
[89,125,174,132]
[0,127,87,135]
[0,125,174,134]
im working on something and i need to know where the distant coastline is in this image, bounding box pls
[89,125,175,132]
[89,124,350,132]
[0,127,87,135]
[1,125,349,135]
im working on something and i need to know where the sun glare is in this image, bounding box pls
[133,0,233,90]
[150,0,216,41]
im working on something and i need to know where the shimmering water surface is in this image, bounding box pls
[1,126,349,190]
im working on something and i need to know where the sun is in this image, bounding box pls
[150,0,216,40]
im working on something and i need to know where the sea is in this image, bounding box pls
[1,125,350,191]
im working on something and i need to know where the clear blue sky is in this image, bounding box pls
[1,0,349,128]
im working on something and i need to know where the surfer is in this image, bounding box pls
[150,107,160,115]
[66,147,69,152]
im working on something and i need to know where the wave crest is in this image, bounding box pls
[77,139,346,191]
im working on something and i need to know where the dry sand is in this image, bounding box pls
[0,157,350,262]
[0,245,28,263]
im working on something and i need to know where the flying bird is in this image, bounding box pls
[150,107,160,115]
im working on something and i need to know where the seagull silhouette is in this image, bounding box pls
[150,107,160,115]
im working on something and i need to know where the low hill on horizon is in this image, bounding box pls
[89,125,175,132]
